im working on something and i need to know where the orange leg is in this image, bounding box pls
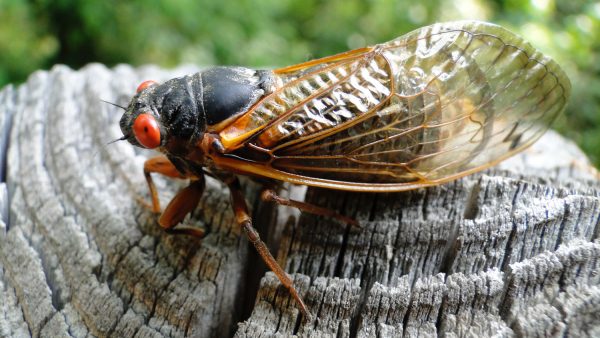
[144,155,186,213]
[143,155,205,237]
[158,178,206,237]
[224,176,311,319]
[261,189,360,228]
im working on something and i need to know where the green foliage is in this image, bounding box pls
[0,0,58,85]
[0,0,598,165]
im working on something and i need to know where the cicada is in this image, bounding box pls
[117,21,570,318]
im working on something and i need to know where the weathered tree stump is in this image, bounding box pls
[1,64,599,337]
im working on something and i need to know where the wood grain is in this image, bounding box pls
[0,65,599,337]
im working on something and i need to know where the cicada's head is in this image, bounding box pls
[119,67,273,153]
[119,77,205,151]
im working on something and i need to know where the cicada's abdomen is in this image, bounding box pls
[217,49,388,149]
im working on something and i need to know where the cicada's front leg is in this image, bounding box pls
[143,155,187,212]
[221,175,311,319]
[143,155,206,237]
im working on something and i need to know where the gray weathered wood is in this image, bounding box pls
[0,64,599,337]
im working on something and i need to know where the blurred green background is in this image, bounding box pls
[1,0,599,165]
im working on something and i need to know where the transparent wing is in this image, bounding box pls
[221,21,571,188]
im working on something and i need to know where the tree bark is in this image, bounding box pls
[1,64,599,337]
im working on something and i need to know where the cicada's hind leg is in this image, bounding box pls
[260,188,360,229]
[142,155,206,238]
[222,175,311,319]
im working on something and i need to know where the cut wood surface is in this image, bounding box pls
[1,64,599,337]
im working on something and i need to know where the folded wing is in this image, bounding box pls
[218,21,571,189]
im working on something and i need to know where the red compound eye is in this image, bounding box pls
[136,80,157,93]
[133,113,161,149]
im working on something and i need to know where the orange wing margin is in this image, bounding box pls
[273,47,373,74]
